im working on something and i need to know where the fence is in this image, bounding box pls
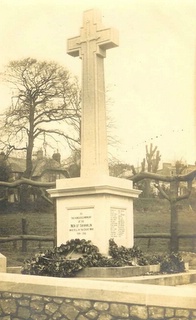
[0,219,195,253]
[134,233,196,252]
[0,218,55,252]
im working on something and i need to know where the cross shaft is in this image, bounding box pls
[67,9,118,178]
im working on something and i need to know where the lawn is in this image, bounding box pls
[0,211,55,267]
[0,198,196,267]
[134,198,196,253]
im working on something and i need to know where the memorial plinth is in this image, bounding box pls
[48,9,140,255]
[49,176,140,254]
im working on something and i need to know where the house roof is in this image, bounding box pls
[32,158,63,177]
[7,157,26,173]
[7,156,68,178]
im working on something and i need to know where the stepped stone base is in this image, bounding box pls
[7,264,160,277]
[7,266,22,274]
[76,264,160,278]
[0,253,6,273]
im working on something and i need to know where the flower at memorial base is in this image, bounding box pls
[21,239,185,277]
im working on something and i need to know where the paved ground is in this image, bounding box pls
[176,283,196,287]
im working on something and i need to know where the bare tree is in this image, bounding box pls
[0,151,11,203]
[127,164,195,252]
[0,58,81,178]
[131,144,161,197]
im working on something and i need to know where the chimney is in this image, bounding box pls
[52,152,61,163]
[0,152,6,161]
[37,149,43,160]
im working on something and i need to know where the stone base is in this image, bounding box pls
[7,266,22,274]
[76,264,160,278]
[49,175,140,255]
[0,253,6,273]
[124,270,196,286]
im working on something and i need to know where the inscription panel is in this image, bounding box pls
[68,207,94,239]
[110,207,126,239]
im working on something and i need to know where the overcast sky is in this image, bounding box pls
[0,0,196,166]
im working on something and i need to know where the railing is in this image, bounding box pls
[0,218,55,252]
[134,233,196,251]
[0,218,195,252]
[0,235,55,252]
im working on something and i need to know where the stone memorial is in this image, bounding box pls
[49,9,140,254]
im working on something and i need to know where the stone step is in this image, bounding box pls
[88,270,196,287]
[76,264,160,278]
[6,264,160,277]
[7,266,22,274]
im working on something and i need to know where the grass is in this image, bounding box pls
[0,198,196,267]
[134,198,196,253]
[0,211,55,267]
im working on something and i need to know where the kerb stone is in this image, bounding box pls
[0,253,6,272]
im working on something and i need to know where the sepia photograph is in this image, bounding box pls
[0,0,196,318]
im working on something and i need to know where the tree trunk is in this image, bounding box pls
[20,138,34,210]
[169,181,179,252]
[20,103,35,208]
[170,200,179,252]
[143,179,151,197]
[24,139,34,178]
[24,104,35,179]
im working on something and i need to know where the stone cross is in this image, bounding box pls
[67,9,118,178]
[49,9,139,254]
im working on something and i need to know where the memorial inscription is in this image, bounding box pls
[110,208,126,239]
[68,207,94,239]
